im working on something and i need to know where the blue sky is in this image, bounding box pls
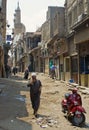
[7,0,65,32]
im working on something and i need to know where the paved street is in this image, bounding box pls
[0,73,89,130]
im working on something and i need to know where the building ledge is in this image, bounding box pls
[72,15,89,30]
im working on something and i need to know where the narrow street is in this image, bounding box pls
[0,73,89,130]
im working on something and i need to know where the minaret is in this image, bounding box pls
[14,1,21,24]
[13,1,26,36]
[1,0,7,42]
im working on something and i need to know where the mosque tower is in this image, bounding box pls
[14,2,25,36]
[14,2,21,24]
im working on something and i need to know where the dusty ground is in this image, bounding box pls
[0,72,89,130]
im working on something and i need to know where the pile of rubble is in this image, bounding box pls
[79,87,89,95]
[32,116,60,128]
[66,81,89,95]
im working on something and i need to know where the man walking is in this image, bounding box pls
[50,63,56,79]
[27,73,42,117]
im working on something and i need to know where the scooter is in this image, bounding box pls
[61,93,86,126]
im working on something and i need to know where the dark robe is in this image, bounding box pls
[28,80,42,112]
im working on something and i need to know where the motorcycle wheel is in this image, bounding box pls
[72,113,85,126]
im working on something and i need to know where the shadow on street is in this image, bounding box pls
[0,75,32,130]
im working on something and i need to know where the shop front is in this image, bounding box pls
[79,43,89,87]
[74,18,89,87]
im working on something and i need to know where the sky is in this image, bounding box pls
[7,0,65,32]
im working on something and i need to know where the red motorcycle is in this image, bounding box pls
[61,93,86,126]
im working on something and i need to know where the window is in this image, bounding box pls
[80,55,89,74]
[53,15,57,32]
[73,6,77,23]
[27,38,29,48]
[68,12,72,28]
[78,1,84,16]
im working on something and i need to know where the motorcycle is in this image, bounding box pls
[61,93,86,126]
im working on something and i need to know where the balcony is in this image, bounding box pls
[72,14,89,30]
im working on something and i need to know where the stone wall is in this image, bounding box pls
[0,46,5,77]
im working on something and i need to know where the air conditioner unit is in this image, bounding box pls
[38,42,42,47]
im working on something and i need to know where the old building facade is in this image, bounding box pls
[41,6,66,79]
[24,31,41,72]
[11,0,89,87]
[0,0,7,77]
[65,0,89,86]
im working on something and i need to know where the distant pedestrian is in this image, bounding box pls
[27,72,42,117]
[5,65,11,78]
[49,60,53,76]
[24,67,29,79]
[50,64,56,79]
[13,67,17,75]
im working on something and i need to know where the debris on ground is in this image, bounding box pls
[35,116,59,128]
[80,90,89,95]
